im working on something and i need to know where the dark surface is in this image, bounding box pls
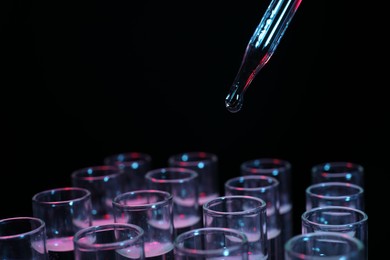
[2,0,381,239]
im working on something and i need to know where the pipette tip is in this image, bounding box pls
[225,93,244,113]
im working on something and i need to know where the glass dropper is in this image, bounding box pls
[225,0,302,113]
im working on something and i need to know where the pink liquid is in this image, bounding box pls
[31,241,46,254]
[92,217,115,226]
[116,247,145,259]
[143,241,174,259]
[147,219,173,230]
[46,237,74,260]
[174,215,201,235]
[244,232,268,259]
[199,193,219,206]
[174,215,200,229]
[172,197,197,207]
[279,203,292,215]
[76,245,144,259]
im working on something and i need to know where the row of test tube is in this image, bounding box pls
[0,152,367,259]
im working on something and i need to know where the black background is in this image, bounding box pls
[2,0,382,239]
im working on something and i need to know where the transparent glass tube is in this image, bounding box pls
[0,217,48,259]
[301,206,368,259]
[225,0,302,113]
[284,232,365,260]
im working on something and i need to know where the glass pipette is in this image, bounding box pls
[225,0,302,113]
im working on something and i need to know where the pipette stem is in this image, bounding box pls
[225,0,302,113]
